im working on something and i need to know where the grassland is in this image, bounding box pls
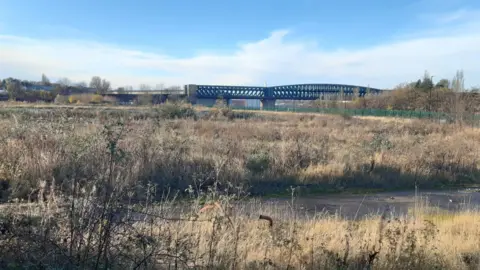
[0,103,480,269]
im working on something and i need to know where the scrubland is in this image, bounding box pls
[0,103,480,269]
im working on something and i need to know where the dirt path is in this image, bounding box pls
[247,189,480,220]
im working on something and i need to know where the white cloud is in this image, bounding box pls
[1,9,480,89]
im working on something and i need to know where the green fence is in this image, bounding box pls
[214,105,480,126]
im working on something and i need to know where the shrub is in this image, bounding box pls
[246,151,271,175]
[54,95,69,104]
[90,94,104,104]
[68,95,78,104]
[155,103,197,119]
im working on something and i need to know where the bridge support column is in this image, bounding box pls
[186,84,198,105]
[261,99,276,110]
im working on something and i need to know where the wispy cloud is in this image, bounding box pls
[1,9,479,89]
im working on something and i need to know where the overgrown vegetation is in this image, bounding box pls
[0,104,478,201]
[314,70,480,118]
[0,103,479,268]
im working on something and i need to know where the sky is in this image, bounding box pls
[0,0,479,90]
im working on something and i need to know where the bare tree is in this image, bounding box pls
[89,76,111,94]
[6,80,23,100]
[166,85,182,91]
[155,83,165,90]
[451,70,466,123]
[76,81,88,88]
[452,70,465,93]
[57,77,72,87]
[139,84,152,91]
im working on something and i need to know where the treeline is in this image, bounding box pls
[314,70,480,115]
[0,74,111,102]
[0,74,184,103]
[363,71,479,116]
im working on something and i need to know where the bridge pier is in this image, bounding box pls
[261,99,276,109]
[186,84,198,104]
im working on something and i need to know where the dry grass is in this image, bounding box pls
[0,104,478,199]
[0,104,479,269]
[2,192,480,269]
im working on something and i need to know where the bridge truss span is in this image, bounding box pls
[270,84,382,99]
[195,85,265,99]
[193,83,384,100]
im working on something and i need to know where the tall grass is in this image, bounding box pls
[0,104,479,269]
[0,105,478,201]
[2,183,480,269]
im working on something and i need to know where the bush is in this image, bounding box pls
[155,103,197,119]
[54,95,69,104]
[246,152,271,175]
[90,94,104,104]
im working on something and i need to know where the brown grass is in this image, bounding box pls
[0,104,478,198]
[0,104,479,269]
[2,192,480,269]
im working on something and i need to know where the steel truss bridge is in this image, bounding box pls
[191,83,384,100]
[104,83,385,106]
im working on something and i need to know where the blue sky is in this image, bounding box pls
[1,0,480,89]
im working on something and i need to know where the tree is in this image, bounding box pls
[414,79,422,89]
[76,81,87,88]
[6,80,23,100]
[139,84,151,91]
[41,74,51,85]
[57,77,72,87]
[419,71,434,91]
[452,70,465,93]
[435,79,450,89]
[89,76,111,94]
[166,85,182,91]
[156,83,165,90]
[451,69,466,123]
[353,87,359,97]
